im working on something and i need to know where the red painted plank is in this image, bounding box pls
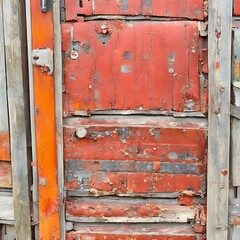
[65,0,204,21]
[64,117,207,162]
[0,132,10,161]
[62,21,203,114]
[0,161,12,188]
[234,0,240,16]
[67,224,200,240]
[66,171,205,195]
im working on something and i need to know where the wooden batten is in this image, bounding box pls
[208,0,232,239]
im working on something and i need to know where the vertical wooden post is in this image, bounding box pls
[207,0,232,239]
[53,0,66,239]
[1,0,32,239]
[30,0,60,239]
[0,0,10,163]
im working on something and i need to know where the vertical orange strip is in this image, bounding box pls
[31,1,60,239]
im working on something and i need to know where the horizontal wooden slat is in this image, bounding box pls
[66,198,195,223]
[64,116,207,161]
[67,223,200,240]
[0,161,12,188]
[66,171,205,197]
[65,0,204,20]
[62,21,206,114]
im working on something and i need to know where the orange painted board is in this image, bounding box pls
[30,1,60,239]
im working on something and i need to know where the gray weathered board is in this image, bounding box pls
[0,195,14,225]
[207,0,232,239]
[1,0,32,239]
[0,0,9,154]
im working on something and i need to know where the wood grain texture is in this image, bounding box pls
[1,0,32,238]
[207,0,232,239]
[0,0,10,161]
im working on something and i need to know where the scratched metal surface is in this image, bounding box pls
[62,21,207,115]
[65,0,204,21]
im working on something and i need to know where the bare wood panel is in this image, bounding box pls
[2,0,32,238]
[65,0,204,21]
[207,0,232,239]
[0,0,10,161]
[62,21,206,115]
[67,223,200,240]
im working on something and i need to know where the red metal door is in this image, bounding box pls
[63,1,208,240]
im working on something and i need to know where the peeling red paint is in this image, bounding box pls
[179,191,195,206]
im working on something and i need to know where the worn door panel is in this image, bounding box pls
[234,0,240,16]
[65,0,204,21]
[67,223,201,240]
[62,21,204,115]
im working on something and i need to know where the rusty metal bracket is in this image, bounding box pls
[32,48,53,75]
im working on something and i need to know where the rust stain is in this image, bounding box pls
[178,191,195,206]
[220,169,228,176]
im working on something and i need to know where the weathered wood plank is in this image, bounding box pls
[53,0,65,239]
[1,0,32,238]
[66,198,195,223]
[0,0,10,162]
[207,0,232,239]
[231,117,240,186]
[0,195,14,225]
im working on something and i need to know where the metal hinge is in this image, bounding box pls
[32,48,53,75]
